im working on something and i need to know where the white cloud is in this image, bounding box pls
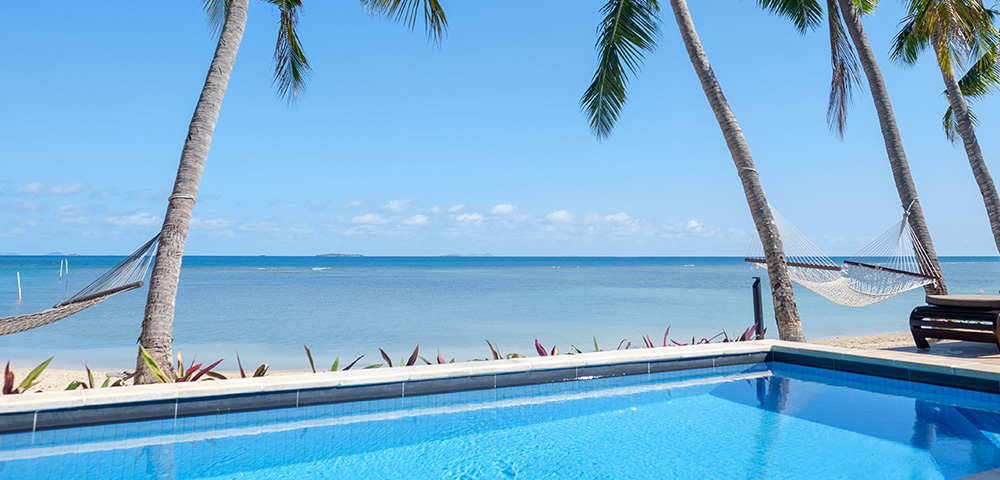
[455,213,484,224]
[239,222,280,232]
[106,212,160,226]
[383,200,413,213]
[546,210,575,223]
[343,200,364,209]
[16,183,44,194]
[0,202,42,213]
[404,214,429,226]
[604,212,632,224]
[352,213,390,225]
[91,189,114,200]
[191,218,235,230]
[491,204,518,215]
[448,204,466,213]
[49,183,84,195]
[684,220,704,232]
[56,205,90,216]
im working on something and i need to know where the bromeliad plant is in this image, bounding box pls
[66,365,135,390]
[2,357,52,395]
[139,346,225,383]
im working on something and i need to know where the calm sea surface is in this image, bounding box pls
[0,256,997,370]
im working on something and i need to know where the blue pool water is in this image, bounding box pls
[3,362,1000,479]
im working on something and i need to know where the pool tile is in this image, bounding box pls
[649,357,714,373]
[577,362,647,378]
[402,375,496,397]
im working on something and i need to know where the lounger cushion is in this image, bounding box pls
[926,294,1000,309]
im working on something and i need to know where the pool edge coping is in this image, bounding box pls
[3,340,1000,434]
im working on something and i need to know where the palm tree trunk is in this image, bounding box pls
[134,0,249,384]
[669,0,805,341]
[836,0,947,293]
[932,30,1000,254]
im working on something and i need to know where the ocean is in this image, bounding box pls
[0,256,997,371]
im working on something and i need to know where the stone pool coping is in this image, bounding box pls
[3,339,1000,434]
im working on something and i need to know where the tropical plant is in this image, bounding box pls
[756,0,948,294]
[581,0,805,341]
[236,352,269,378]
[303,344,365,372]
[2,357,52,395]
[66,365,135,390]
[893,0,1000,255]
[136,0,450,384]
[139,346,225,383]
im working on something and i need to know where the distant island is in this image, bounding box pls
[316,253,364,257]
[440,253,495,257]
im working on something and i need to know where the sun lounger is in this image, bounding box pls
[910,295,1000,350]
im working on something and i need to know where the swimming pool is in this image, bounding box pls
[3,349,1000,479]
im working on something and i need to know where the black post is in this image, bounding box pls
[752,277,764,340]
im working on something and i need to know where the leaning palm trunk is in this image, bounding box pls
[669,0,805,341]
[836,0,947,293]
[932,30,1000,254]
[135,0,249,384]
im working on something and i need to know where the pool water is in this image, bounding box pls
[2,362,1000,479]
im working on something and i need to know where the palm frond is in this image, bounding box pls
[826,0,861,136]
[270,0,311,104]
[891,15,929,65]
[756,0,823,34]
[855,0,878,15]
[202,0,229,36]
[942,103,979,143]
[581,0,661,140]
[957,44,1000,97]
[362,0,448,45]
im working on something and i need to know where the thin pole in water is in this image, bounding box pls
[17,272,21,300]
[752,277,764,340]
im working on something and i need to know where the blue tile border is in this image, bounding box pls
[771,351,1000,395]
[4,343,1000,436]
[0,351,767,435]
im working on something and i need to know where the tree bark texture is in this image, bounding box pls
[932,29,1000,255]
[669,0,806,341]
[135,0,249,384]
[836,0,948,294]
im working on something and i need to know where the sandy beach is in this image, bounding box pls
[9,331,984,394]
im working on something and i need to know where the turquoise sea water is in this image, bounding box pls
[0,256,997,370]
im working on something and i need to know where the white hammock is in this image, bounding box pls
[746,206,940,307]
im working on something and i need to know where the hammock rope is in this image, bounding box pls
[746,206,940,307]
[0,234,159,336]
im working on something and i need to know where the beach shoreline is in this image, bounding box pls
[6,332,928,393]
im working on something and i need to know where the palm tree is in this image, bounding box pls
[136,0,448,384]
[581,0,805,341]
[757,0,948,294]
[893,0,1000,255]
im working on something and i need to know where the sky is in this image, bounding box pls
[2,1,999,257]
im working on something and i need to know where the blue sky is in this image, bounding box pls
[2,1,998,256]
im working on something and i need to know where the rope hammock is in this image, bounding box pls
[745,205,941,307]
[0,234,160,336]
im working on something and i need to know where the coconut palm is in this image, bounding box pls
[581,0,805,341]
[942,44,999,140]
[757,0,948,294]
[136,0,448,384]
[893,0,1000,255]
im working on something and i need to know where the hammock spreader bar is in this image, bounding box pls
[0,234,159,336]
[745,205,940,307]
